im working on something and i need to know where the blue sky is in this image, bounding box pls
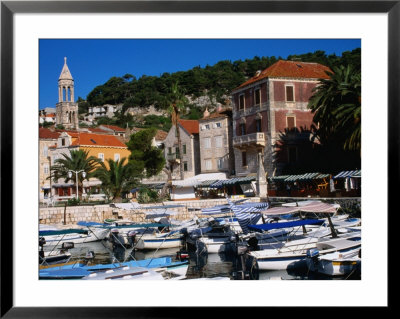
[39,39,361,109]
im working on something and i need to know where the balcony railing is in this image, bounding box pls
[233,132,266,149]
[166,153,180,162]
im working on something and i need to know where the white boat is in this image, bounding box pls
[39,226,109,246]
[135,231,183,250]
[82,266,166,280]
[249,231,361,270]
[306,247,361,276]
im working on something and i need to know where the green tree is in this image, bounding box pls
[308,64,361,152]
[127,128,166,178]
[49,150,100,198]
[166,82,188,180]
[94,157,139,202]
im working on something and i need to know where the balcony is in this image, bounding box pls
[233,132,266,149]
[166,153,181,163]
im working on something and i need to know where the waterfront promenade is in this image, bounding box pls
[39,196,361,225]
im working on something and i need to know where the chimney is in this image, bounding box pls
[216,104,223,113]
[203,107,210,118]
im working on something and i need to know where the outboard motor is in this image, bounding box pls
[232,244,259,280]
[306,248,320,268]
[109,228,125,262]
[247,236,260,251]
[39,237,46,261]
[127,231,137,247]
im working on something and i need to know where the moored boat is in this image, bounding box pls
[306,247,361,276]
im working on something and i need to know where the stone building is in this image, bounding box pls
[39,128,60,200]
[163,119,200,180]
[231,60,331,196]
[198,106,234,176]
[56,57,79,129]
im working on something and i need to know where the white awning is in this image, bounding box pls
[172,172,228,187]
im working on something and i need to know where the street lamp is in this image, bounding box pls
[68,170,87,199]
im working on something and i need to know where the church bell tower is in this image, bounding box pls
[56,57,79,129]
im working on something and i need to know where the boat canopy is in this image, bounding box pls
[248,219,325,232]
[39,229,88,236]
[264,201,338,216]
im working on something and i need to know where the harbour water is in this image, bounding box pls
[41,240,361,280]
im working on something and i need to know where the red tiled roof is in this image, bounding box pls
[87,127,109,133]
[69,132,127,148]
[236,60,332,90]
[39,127,60,139]
[178,119,199,134]
[100,124,126,132]
[155,130,168,141]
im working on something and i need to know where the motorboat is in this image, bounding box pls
[39,226,109,246]
[39,256,189,279]
[306,247,361,277]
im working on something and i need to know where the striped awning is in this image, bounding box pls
[209,176,256,188]
[269,173,331,182]
[333,170,361,179]
[197,180,219,188]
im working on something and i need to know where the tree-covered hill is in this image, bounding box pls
[78,48,361,115]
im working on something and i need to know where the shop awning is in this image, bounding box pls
[269,172,331,183]
[209,175,256,188]
[333,170,361,179]
[173,173,227,188]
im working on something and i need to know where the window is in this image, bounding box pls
[240,123,246,136]
[215,122,221,128]
[168,147,172,155]
[61,138,65,146]
[254,88,261,105]
[256,119,262,132]
[288,146,297,163]
[242,152,247,166]
[98,153,104,162]
[205,124,210,130]
[184,162,188,171]
[183,144,186,155]
[114,153,120,162]
[42,145,48,157]
[217,158,223,169]
[287,116,295,129]
[239,94,245,109]
[204,159,212,170]
[175,147,180,157]
[286,85,294,102]
[43,163,49,175]
[215,136,223,148]
[204,137,211,149]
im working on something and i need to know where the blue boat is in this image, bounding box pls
[39,256,189,279]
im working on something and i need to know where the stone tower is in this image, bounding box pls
[56,57,78,129]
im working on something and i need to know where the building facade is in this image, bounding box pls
[48,131,131,200]
[198,107,234,176]
[163,119,200,180]
[39,128,60,200]
[231,60,331,181]
[56,57,79,129]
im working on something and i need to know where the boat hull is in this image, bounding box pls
[135,235,183,250]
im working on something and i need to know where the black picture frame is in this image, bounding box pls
[1,0,395,317]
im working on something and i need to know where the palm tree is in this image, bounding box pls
[49,149,100,198]
[94,157,139,202]
[308,64,361,152]
[167,82,188,180]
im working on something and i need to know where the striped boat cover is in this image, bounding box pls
[227,198,267,234]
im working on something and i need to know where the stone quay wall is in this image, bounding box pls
[39,197,360,225]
